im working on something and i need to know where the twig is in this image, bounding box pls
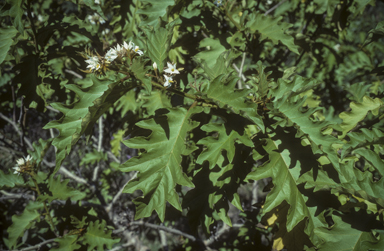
[105,172,137,213]
[0,190,35,200]
[92,116,103,182]
[7,238,56,251]
[45,105,60,113]
[237,52,246,89]
[264,0,287,16]
[232,63,247,82]
[64,69,83,79]
[43,160,89,187]
[114,221,197,242]
[0,112,34,151]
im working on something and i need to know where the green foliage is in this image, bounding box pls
[2,0,384,250]
[83,220,120,251]
[7,201,43,248]
[119,107,200,221]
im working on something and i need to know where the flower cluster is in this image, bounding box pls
[13,155,33,175]
[82,41,143,74]
[163,62,180,88]
[87,13,105,25]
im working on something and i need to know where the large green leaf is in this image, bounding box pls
[0,170,24,188]
[7,201,43,248]
[246,12,299,55]
[137,0,175,26]
[119,107,202,221]
[316,211,384,251]
[51,235,81,251]
[38,175,86,203]
[200,74,264,132]
[44,75,137,174]
[338,96,383,139]
[196,122,253,169]
[144,26,174,73]
[83,220,120,251]
[0,27,18,65]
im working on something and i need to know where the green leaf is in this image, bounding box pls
[141,90,172,116]
[83,220,120,251]
[137,0,175,26]
[246,136,314,234]
[200,74,264,132]
[39,175,86,203]
[80,149,108,166]
[51,235,81,251]
[246,12,299,55]
[0,0,24,34]
[363,21,384,47]
[145,26,174,73]
[7,201,43,248]
[194,37,226,71]
[197,122,253,169]
[316,211,384,251]
[44,75,137,174]
[111,129,126,157]
[130,57,152,93]
[119,107,202,221]
[28,138,52,168]
[0,169,24,188]
[0,27,18,65]
[271,81,341,174]
[338,96,383,139]
[115,88,141,117]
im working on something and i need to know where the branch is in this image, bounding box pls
[92,116,103,182]
[264,0,287,16]
[43,160,90,187]
[237,52,247,89]
[114,221,197,242]
[0,112,34,151]
[105,172,137,213]
[8,238,56,251]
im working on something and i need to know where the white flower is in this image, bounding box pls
[123,41,134,51]
[133,46,143,56]
[164,62,180,75]
[13,155,32,175]
[95,0,100,4]
[101,28,110,36]
[87,13,105,25]
[214,0,223,7]
[153,62,158,70]
[13,166,21,175]
[163,75,173,87]
[105,48,118,63]
[85,56,101,71]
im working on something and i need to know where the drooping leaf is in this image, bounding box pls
[119,107,202,221]
[44,75,137,174]
[246,12,299,55]
[83,220,120,251]
[28,138,52,168]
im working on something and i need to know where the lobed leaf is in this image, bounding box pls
[119,107,202,221]
[44,75,137,174]
[83,220,120,251]
[246,12,299,55]
[38,175,86,203]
